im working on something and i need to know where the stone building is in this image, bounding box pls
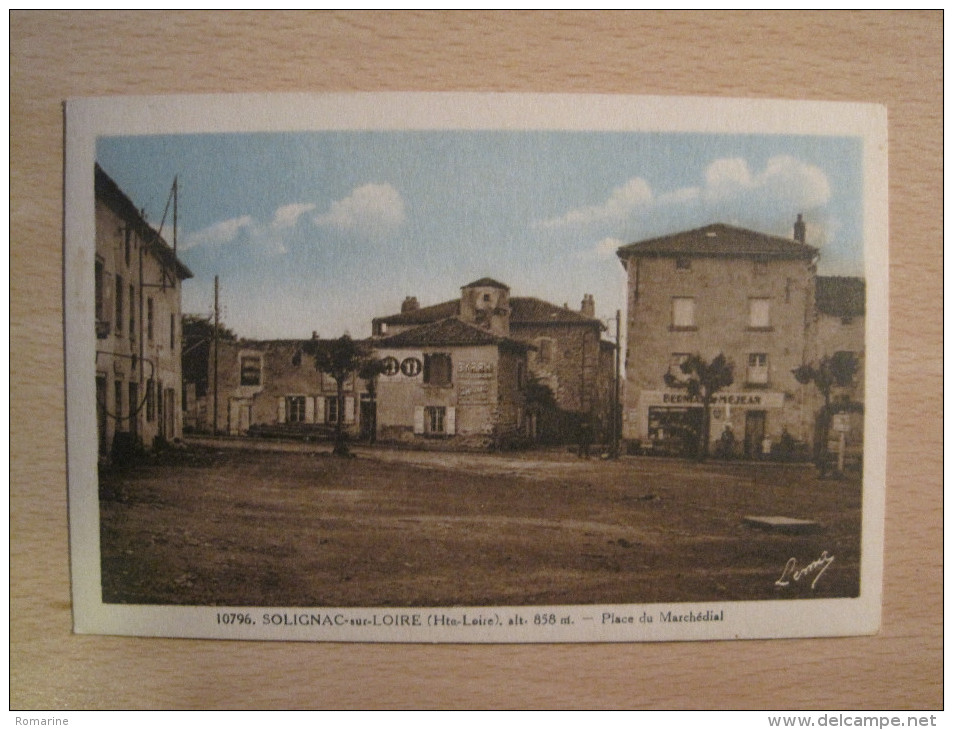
[94,164,192,460]
[616,219,827,458]
[814,275,866,402]
[372,278,616,443]
[194,336,372,441]
[374,317,532,448]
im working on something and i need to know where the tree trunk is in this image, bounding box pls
[333,378,349,456]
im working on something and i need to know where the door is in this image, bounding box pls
[96,374,108,456]
[128,382,139,442]
[744,410,766,459]
[360,393,376,442]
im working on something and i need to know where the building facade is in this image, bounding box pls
[616,220,828,458]
[372,278,616,443]
[374,317,532,448]
[193,336,372,440]
[95,164,192,460]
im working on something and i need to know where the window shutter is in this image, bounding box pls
[445,406,456,435]
[316,396,326,424]
[305,396,315,423]
[413,406,425,434]
[344,396,355,424]
[277,397,286,423]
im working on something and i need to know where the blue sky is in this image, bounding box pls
[97,130,864,340]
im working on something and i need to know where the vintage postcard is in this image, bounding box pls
[64,93,888,642]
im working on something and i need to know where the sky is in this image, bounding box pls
[97,130,864,341]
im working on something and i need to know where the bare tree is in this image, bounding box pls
[294,335,380,456]
[664,353,734,460]
[793,351,860,468]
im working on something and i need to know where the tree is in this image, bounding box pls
[181,314,236,398]
[664,353,734,460]
[793,352,860,468]
[294,335,380,456]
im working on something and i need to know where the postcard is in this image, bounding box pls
[64,92,887,642]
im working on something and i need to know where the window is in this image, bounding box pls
[424,353,453,386]
[537,338,554,366]
[146,379,155,422]
[671,297,696,330]
[675,257,691,270]
[286,395,306,423]
[114,380,123,424]
[170,313,176,351]
[95,259,106,323]
[426,406,446,434]
[325,396,339,424]
[147,298,154,340]
[114,275,123,334]
[747,353,769,384]
[129,284,135,340]
[124,226,132,267]
[748,298,771,329]
[240,355,262,386]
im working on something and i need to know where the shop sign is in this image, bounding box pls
[641,390,785,409]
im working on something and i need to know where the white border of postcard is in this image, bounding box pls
[65,92,887,642]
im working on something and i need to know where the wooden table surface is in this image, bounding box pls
[10,11,942,710]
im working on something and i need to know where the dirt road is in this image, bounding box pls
[99,440,862,606]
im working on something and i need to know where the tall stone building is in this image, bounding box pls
[616,219,825,457]
[372,278,616,442]
[94,164,192,460]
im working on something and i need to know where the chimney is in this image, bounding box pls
[794,213,806,244]
[311,331,319,340]
[401,296,420,313]
[580,293,595,318]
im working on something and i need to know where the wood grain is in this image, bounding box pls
[11,10,942,709]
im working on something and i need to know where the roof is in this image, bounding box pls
[815,276,866,318]
[374,295,601,328]
[510,297,602,326]
[616,223,818,262]
[376,318,531,351]
[463,277,510,290]
[95,164,193,280]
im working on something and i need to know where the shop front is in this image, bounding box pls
[636,390,786,458]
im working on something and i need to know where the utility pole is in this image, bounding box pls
[213,275,219,437]
[612,309,622,459]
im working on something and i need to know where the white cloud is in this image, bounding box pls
[313,183,406,238]
[539,177,653,228]
[181,215,254,251]
[272,202,316,229]
[544,155,835,263]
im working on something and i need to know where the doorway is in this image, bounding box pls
[744,410,766,459]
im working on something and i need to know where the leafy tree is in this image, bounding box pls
[181,314,236,398]
[294,335,380,456]
[793,352,860,467]
[663,353,734,460]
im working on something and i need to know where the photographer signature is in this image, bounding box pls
[775,551,834,590]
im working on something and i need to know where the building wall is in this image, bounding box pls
[95,193,185,457]
[204,339,366,437]
[622,254,816,451]
[375,344,527,446]
[513,323,607,419]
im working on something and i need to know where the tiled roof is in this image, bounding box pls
[373,299,461,326]
[815,276,866,318]
[510,297,600,325]
[374,296,599,328]
[616,223,818,261]
[377,318,531,351]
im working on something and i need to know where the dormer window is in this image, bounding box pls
[676,257,691,270]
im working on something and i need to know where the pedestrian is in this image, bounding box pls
[578,416,592,459]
